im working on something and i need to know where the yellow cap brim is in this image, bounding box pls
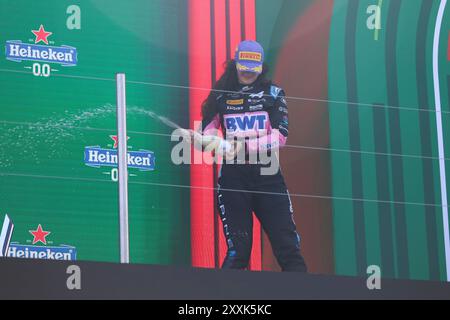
[236,62,262,74]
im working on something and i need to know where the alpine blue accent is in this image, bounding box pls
[270,85,282,99]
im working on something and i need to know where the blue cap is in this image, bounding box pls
[235,40,264,74]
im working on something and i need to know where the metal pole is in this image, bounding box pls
[116,73,129,263]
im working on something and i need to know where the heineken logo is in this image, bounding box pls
[4,25,78,77]
[84,147,155,171]
[1,216,77,261]
[84,136,156,181]
[6,41,77,66]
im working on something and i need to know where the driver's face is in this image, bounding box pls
[237,70,259,85]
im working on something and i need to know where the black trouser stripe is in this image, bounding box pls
[416,0,440,280]
[386,0,409,278]
[346,0,367,276]
[373,103,395,277]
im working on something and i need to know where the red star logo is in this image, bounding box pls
[110,135,130,149]
[29,224,51,245]
[31,25,52,45]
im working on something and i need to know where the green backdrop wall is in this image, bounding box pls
[1,0,449,281]
[0,0,191,265]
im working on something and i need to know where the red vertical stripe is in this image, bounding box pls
[189,0,215,268]
[244,0,256,40]
[229,0,242,57]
